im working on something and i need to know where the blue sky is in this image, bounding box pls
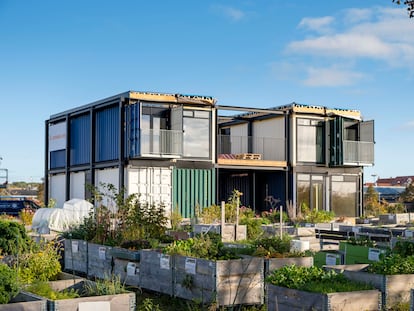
[0,1,413,183]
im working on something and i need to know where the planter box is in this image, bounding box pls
[139,249,174,295]
[27,280,135,311]
[87,243,113,279]
[113,258,140,287]
[0,291,47,311]
[174,255,264,306]
[379,213,414,225]
[266,284,381,311]
[193,224,247,241]
[264,256,313,276]
[325,264,414,308]
[64,239,88,274]
[110,247,140,261]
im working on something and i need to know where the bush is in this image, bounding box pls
[17,240,62,284]
[0,219,31,256]
[0,263,19,304]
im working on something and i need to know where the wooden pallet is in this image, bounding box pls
[235,153,262,160]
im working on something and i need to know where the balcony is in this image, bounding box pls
[343,140,374,166]
[217,135,286,167]
[140,129,183,157]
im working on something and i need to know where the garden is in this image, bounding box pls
[3,184,414,310]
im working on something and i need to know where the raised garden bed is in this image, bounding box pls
[266,284,381,311]
[325,263,414,308]
[0,291,47,311]
[25,279,135,311]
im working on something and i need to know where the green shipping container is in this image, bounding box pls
[172,168,216,218]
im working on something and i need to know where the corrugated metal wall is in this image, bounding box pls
[95,105,119,162]
[70,114,90,165]
[125,103,140,158]
[173,168,216,218]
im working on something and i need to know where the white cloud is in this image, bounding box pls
[298,16,334,33]
[342,8,372,24]
[303,67,365,87]
[287,33,394,59]
[212,5,246,21]
[278,6,414,87]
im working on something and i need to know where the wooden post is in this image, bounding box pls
[236,195,240,241]
[280,205,283,237]
[221,201,225,239]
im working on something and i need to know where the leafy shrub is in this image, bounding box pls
[368,254,414,275]
[266,265,373,293]
[0,263,19,304]
[62,183,169,246]
[239,215,264,240]
[19,207,35,226]
[18,241,62,284]
[346,237,376,247]
[261,209,289,224]
[25,281,79,300]
[83,275,127,296]
[393,240,414,257]
[164,232,239,260]
[0,219,31,256]
[252,235,297,258]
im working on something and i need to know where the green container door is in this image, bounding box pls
[172,168,216,218]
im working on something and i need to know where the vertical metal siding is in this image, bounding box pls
[173,168,216,218]
[70,114,91,165]
[125,104,140,158]
[95,106,119,162]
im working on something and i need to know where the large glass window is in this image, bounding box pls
[297,119,325,163]
[183,110,210,158]
[331,175,357,217]
[297,174,324,211]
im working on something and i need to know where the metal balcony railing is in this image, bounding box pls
[217,135,285,161]
[343,140,374,165]
[140,129,183,156]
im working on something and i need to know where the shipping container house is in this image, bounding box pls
[45,91,216,218]
[215,103,374,217]
[46,92,375,219]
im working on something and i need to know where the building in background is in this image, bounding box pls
[45,91,375,218]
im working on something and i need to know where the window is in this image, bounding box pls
[297,174,324,211]
[183,109,210,158]
[297,118,325,163]
[331,175,358,217]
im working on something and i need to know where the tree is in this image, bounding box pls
[399,182,414,202]
[393,0,414,18]
[364,185,387,217]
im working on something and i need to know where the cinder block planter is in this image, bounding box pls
[325,264,414,308]
[64,239,88,274]
[266,284,381,311]
[174,255,264,306]
[139,249,174,295]
[87,243,113,280]
[264,256,313,276]
[27,280,136,311]
[113,258,140,287]
[0,291,47,311]
[379,213,414,225]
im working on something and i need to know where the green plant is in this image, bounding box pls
[181,274,194,290]
[346,236,376,247]
[368,254,414,275]
[393,240,414,257]
[17,240,62,284]
[252,235,299,258]
[25,280,79,300]
[0,263,19,304]
[0,219,31,256]
[19,207,35,226]
[171,204,183,230]
[84,275,127,296]
[138,298,162,311]
[164,232,239,260]
[239,216,263,240]
[266,265,373,293]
